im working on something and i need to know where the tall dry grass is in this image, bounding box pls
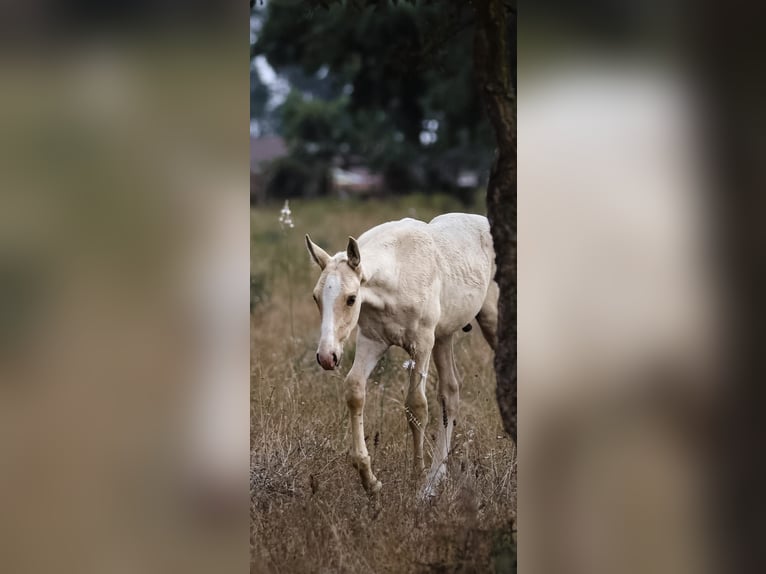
[251,195,516,573]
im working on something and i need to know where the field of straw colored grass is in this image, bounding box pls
[251,195,516,573]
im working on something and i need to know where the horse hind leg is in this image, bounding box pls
[476,281,498,351]
[423,336,460,498]
[405,339,433,477]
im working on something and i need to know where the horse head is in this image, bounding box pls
[305,234,364,370]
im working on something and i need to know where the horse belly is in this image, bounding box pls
[433,227,493,337]
[435,275,489,338]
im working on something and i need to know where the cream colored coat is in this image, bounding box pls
[306,213,497,495]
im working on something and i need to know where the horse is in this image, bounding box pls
[305,213,498,496]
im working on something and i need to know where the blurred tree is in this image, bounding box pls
[251,0,516,441]
[264,91,349,198]
[280,91,350,160]
[251,1,496,195]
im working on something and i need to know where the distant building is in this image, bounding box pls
[250,135,287,204]
[329,166,384,198]
[456,169,480,188]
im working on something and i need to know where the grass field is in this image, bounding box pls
[250,194,516,573]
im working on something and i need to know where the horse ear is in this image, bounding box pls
[346,237,362,269]
[305,234,330,270]
[347,236,361,269]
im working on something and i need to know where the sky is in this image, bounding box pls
[250,10,289,136]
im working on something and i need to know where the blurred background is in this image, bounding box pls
[0,1,249,573]
[249,1,504,207]
[517,3,738,574]
[0,0,760,572]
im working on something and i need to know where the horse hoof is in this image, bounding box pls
[419,485,438,501]
[369,480,383,493]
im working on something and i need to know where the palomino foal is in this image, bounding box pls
[306,213,497,496]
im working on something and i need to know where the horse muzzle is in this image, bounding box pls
[316,349,340,370]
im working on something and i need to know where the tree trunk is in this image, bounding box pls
[473,0,517,442]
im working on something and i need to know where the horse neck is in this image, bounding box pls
[359,244,393,306]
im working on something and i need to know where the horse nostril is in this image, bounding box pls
[316,353,321,366]
[332,352,338,366]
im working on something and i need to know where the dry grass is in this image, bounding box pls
[251,195,516,574]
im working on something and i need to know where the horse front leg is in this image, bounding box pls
[405,335,434,475]
[345,333,388,493]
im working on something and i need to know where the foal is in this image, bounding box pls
[306,213,497,495]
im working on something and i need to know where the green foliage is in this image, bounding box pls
[264,155,328,199]
[280,91,352,159]
[251,0,493,196]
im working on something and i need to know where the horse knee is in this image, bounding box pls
[442,377,459,397]
[405,392,428,422]
[406,389,427,410]
[345,379,365,411]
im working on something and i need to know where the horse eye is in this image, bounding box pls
[346,295,356,306]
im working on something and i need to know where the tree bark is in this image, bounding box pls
[473,0,516,442]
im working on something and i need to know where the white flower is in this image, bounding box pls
[278,200,294,229]
[402,359,416,370]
